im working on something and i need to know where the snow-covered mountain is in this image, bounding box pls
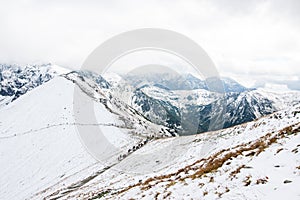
[1,73,299,199]
[123,72,249,92]
[104,72,300,135]
[1,65,300,199]
[0,70,174,200]
[0,63,68,107]
[2,64,298,136]
[1,65,299,136]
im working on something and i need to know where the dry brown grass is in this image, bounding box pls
[116,122,300,195]
[154,192,160,200]
[243,175,252,186]
[256,177,268,185]
[163,191,172,199]
[230,165,246,180]
[165,181,176,188]
[198,182,205,188]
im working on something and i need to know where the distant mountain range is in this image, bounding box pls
[1,64,300,135]
[123,72,250,92]
[104,71,300,135]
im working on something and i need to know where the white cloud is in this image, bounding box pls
[0,0,299,88]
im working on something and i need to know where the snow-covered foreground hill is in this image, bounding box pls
[0,73,299,199]
[0,74,170,200]
[37,103,299,200]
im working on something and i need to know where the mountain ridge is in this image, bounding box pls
[1,64,300,135]
[1,64,300,199]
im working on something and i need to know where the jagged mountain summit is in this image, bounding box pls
[0,63,68,107]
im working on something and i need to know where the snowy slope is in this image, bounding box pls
[0,74,172,200]
[37,103,300,200]
[0,63,70,108]
[0,77,97,200]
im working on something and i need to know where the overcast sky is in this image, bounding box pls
[0,0,299,89]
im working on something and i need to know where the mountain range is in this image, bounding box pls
[2,63,299,136]
[104,71,300,135]
[0,64,300,199]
